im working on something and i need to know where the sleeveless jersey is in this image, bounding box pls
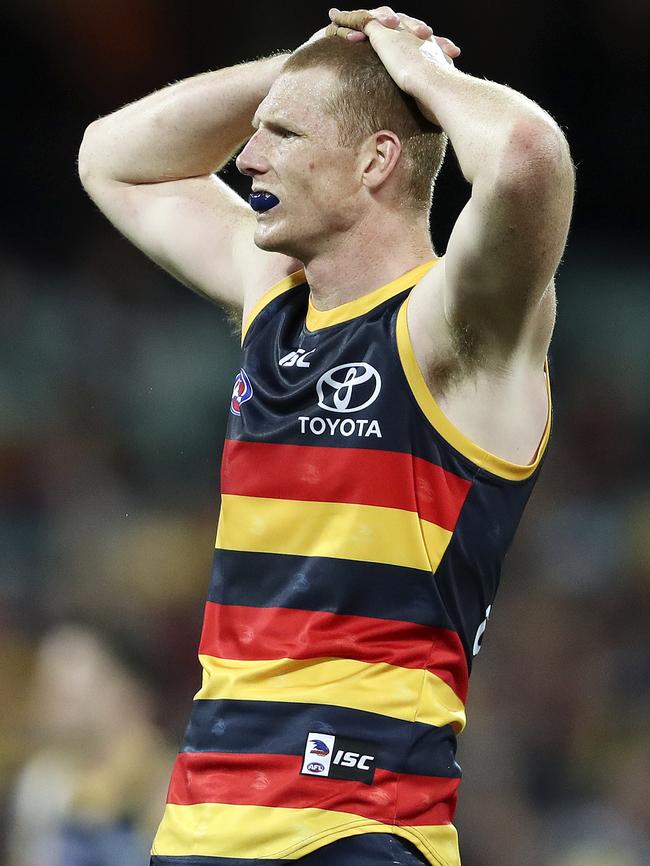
[151,259,552,866]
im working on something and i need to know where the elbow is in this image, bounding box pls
[77,119,104,187]
[497,116,574,197]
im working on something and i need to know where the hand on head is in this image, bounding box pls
[325,6,460,63]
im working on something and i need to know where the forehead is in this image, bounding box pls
[257,67,339,131]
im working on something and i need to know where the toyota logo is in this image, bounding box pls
[316,362,382,413]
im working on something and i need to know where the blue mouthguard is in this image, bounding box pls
[249,192,280,212]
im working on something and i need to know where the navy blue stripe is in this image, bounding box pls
[151,832,429,864]
[152,859,285,865]
[152,860,276,865]
[432,476,537,669]
[181,699,461,779]
[209,550,456,631]
[152,860,238,865]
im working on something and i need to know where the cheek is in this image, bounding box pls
[290,153,356,214]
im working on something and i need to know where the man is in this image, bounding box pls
[79,6,574,865]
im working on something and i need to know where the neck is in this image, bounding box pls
[303,210,436,310]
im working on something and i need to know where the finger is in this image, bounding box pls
[395,12,434,39]
[369,6,400,26]
[328,8,374,31]
[329,7,397,32]
[435,35,461,57]
[325,22,368,41]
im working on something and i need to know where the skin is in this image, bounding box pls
[237,72,364,261]
[236,68,436,312]
[78,7,574,464]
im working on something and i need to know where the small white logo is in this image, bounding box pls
[298,416,382,438]
[316,363,381,413]
[301,732,335,776]
[333,750,375,771]
[472,605,492,656]
[279,348,315,368]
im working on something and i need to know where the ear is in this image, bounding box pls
[361,131,402,192]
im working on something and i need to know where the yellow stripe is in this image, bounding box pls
[306,259,439,331]
[241,269,306,343]
[195,653,466,730]
[152,802,460,865]
[396,298,552,481]
[216,494,453,573]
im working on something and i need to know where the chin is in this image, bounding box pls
[254,224,302,259]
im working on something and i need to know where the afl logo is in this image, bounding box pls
[230,368,253,416]
[306,762,325,773]
[316,363,381,413]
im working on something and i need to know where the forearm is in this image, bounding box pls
[79,53,288,184]
[406,59,570,187]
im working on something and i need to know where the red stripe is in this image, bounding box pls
[199,602,468,703]
[221,440,471,532]
[167,751,458,826]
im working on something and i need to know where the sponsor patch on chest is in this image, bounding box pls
[301,732,377,784]
[297,360,383,438]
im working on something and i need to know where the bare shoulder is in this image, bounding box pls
[404,258,555,467]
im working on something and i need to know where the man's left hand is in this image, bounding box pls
[326,7,459,88]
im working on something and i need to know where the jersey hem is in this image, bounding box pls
[270,822,458,866]
[396,296,552,482]
[152,811,459,866]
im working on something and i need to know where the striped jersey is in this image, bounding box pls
[151,259,552,866]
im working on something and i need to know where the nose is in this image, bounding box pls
[236,130,269,177]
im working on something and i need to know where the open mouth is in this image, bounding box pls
[249,191,280,213]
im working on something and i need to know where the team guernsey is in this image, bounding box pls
[151,260,551,866]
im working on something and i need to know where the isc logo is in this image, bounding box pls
[332,750,374,771]
[301,732,377,784]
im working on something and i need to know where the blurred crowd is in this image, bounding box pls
[1,1,648,864]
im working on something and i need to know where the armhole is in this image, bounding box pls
[241,269,306,345]
[396,297,552,482]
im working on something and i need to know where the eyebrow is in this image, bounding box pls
[251,115,299,134]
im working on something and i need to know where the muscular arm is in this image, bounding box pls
[405,54,574,358]
[329,9,575,362]
[78,54,300,309]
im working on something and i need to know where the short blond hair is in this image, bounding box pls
[283,36,447,212]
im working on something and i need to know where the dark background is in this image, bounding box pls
[1,2,648,865]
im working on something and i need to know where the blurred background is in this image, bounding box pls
[1,1,648,864]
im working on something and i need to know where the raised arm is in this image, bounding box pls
[78,54,301,311]
[328,7,575,364]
